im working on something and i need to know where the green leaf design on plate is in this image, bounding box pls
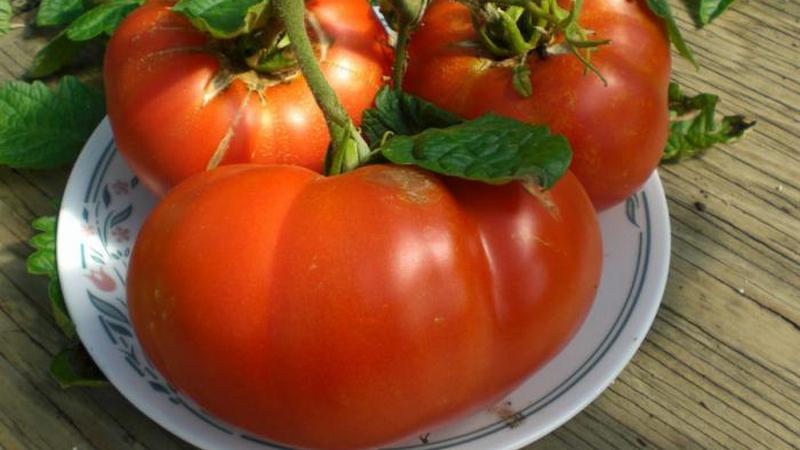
[88,290,129,325]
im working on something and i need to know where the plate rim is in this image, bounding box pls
[57,117,671,450]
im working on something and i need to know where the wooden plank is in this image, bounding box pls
[0,316,96,450]
[0,169,193,450]
[86,389,195,450]
[1,0,799,447]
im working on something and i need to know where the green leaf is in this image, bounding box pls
[32,215,56,234]
[29,32,87,78]
[37,0,87,27]
[662,82,754,162]
[172,0,270,39]
[645,0,698,68]
[698,0,735,26]
[27,247,57,275]
[49,277,76,339]
[0,76,105,169]
[361,87,463,146]
[50,346,108,389]
[65,0,141,41]
[29,230,55,251]
[380,114,571,189]
[27,216,56,275]
[27,216,76,339]
[0,0,11,36]
[363,90,570,188]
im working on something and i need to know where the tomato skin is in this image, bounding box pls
[104,0,391,196]
[404,0,671,210]
[128,164,602,449]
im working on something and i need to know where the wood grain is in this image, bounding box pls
[0,0,798,448]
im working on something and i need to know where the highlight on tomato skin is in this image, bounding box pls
[126,163,602,450]
[103,0,392,197]
[403,0,671,210]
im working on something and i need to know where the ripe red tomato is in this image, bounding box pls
[404,0,671,210]
[128,164,602,449]
[104,0,391,196]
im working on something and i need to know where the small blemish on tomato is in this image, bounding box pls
[522,182,562,220]
[365,167,442,204]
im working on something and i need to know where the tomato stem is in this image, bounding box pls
[383,0,430,90]
[276,0,349,131]
[392,22,411,91]
[276,0,370,175]
[239,23,296,74]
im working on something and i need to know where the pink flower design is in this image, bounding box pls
[86,268,116,292]
[112,180,129,196]
[112,227,130,243]
[81,223,95,236]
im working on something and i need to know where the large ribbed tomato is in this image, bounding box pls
[104,0,390,196]
[128,163,602,449]
[404,0,671,210]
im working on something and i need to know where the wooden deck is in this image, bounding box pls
[0,0,798,448]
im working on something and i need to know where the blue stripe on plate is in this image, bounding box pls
[85,140,115,203]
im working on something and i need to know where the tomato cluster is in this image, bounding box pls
[105,0,391,196]
[106,0,669,448]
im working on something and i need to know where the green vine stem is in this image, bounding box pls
[382,0,430,89]
[276,0,348,132]
[393,22,411,90]
[275,0,369,175]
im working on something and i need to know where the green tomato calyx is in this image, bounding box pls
[461,0,609,97]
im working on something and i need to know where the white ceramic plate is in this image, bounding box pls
[57,118,670,450]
